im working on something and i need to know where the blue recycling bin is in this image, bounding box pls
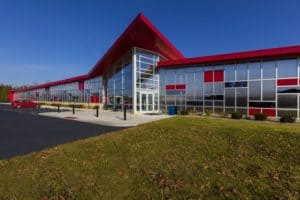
[168,106,177,115]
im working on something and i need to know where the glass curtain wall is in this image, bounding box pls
[160,57,300,118]
[14,77,103,103]
[106,50,133,110]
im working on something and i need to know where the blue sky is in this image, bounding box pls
[0,0,300,86]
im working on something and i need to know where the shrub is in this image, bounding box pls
[205,110,212,117]
[180,110,189,115]
[231,112,242,119]
[103,104,108,110]
[280,115,296,123]
[254,113,268,121]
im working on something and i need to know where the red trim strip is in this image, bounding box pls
[277,78,298,86]
[166,85,176,90]
[249,108,261,116]
[175,84,186,90]
[166,84,186,90]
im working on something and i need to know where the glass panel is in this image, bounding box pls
[204,83,213,94]
[225,108,235,114]
[214,83,224,94]
[186,73,194,101]
[225,66,235,81]
[278,86,300,93]
[236,108,247,115]
[236,64,247,80]
[214,107,224,114]
[214,101,224,107]
[195,72,203,101]
[263,80,275,100]
[249,81,261,100]
[141,93,147,111]
[277,94,297,109]
[262,61,275,79]
[225,88,235,107]
[277,59,298,78]
[148,94,153,111]
[166,95,175,106]
[249,62,261,79]
[236,88,247,107]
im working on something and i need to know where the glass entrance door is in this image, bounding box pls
[140,92,155,113]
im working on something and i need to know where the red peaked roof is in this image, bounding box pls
[158,45,300,68]
[89,13,184,76]
[11,13,300,93]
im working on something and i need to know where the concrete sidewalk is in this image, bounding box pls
[39,108,171,127]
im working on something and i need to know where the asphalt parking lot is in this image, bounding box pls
[0,104,123,159]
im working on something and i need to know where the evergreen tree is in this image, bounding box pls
[0,84,13,102]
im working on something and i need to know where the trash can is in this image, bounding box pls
[168,106,177,115]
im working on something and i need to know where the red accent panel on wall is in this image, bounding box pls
[214,70,224,82]
[175,84,186,90]
[78,81,84,90]
[277,78,298,86]
[166,85,176,90]
[262,109,276,117]
[90,95,100,103]
[249,108,261,116]
[204,71,214,83]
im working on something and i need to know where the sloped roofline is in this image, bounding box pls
[11,74,89,92]
[158,45,300,68]
[88,13,185,76]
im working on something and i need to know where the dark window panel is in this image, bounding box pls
[236,88,247,107]
[225,81,247,88]
[249,101,275,108]
[214,101,224,106]
[187,101,203,106]
[277,95,297,109]
[278,87,300,93]
[204,101,213,106]
[225,88,235,107]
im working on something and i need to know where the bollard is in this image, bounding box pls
[123,107,126,120]
[72,105,75,115]
[96,106,99,117]
[58,105,60,113]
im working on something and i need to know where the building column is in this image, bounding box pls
[132,47,137,114]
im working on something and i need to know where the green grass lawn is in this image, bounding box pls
[0,117,300,199]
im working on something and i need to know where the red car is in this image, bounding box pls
[11,100,40,108]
